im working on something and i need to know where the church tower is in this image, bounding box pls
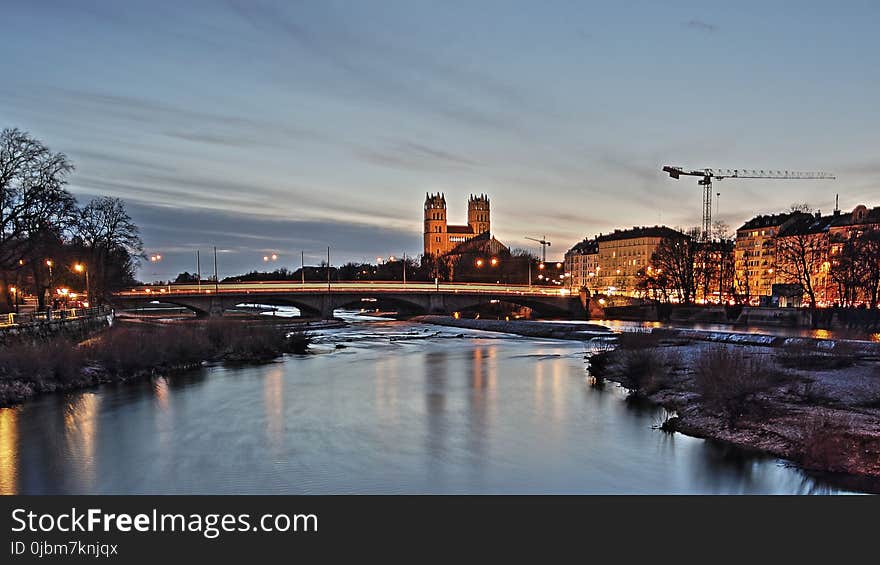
[424,192,447,256]
[468,193,490,236]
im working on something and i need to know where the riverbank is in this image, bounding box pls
[411,315,612,340]
[0,318,315,408]
[589,331,880,483]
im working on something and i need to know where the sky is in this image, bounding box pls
[2,0,878,281]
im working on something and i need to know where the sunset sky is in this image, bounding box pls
[2,1,878,281]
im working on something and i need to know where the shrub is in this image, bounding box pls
[0,337,85,387]
[693,346,784,425]
[795,415,861,473]
[615,347,680,396]
[285,330,311,355]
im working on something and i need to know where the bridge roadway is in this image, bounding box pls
[113,281,589,319]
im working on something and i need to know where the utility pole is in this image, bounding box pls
[197,250,202,293]
[327,246,331,293]
[402,252,406,286]
[301,250,305,284]
[528,259,532,288]
[213,246,219,293]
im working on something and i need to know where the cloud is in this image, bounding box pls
[355,139,481,172]
[110,198,420,281]
[684,19,719,32]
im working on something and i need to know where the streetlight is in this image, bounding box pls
[475,258,484,268]
[9,286,18,314]
[490,257,499,267]
[74,263,90,303]
[46,259,54,306]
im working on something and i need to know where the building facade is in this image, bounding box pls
[736,204,880,306]
[564,238,599,290]
[423,193,491,257]
[593,226,684,296]
[733,212,805,299]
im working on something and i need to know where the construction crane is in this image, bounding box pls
[661,166,836,239]
[525,236,551,262]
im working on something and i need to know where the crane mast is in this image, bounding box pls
[662,166,836,239]
[525,236,551,262]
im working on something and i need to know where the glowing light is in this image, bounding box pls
[45,259,53,267]
[490,257,499,266]
[73,263,84,273]
[475,259,484,267]
[598,298,606,305]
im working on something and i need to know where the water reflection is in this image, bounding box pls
[0,408,18,494]
[2,319,876,494]
[263,366,284,451]
[63,393,100,492]
[424,350,448,483]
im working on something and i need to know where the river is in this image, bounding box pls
[0,314,862,494]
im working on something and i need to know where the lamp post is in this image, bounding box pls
[46,259,54,306]
[74,263,89,304]
[9,286,18,314]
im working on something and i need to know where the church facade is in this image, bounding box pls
[423,193,491,256]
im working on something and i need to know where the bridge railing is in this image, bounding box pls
[115,281,577,298]
[0,305,113,328]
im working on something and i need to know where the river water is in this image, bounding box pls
[0,314,863,494]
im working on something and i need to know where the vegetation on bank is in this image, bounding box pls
[0,319,311,407]
[588,331,880,479]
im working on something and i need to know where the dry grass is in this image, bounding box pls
[694,346,787,424]
[587,331,683,395]
[0,320,312,400]
[0,337,86,388]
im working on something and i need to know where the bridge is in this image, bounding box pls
[112,282,589,319]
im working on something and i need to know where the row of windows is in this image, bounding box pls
[429,235,473,244]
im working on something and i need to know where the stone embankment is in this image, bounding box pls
[0,307,113,345]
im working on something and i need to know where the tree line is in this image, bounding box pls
[1,128,143,311]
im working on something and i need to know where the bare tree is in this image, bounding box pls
[74,196,143,302]
[857,230,880,308]
[775,231,826,307]
[0,128,76,308]
[829,234,862,307]
[650,229,697,304]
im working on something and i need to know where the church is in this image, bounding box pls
[423,193,492,256]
